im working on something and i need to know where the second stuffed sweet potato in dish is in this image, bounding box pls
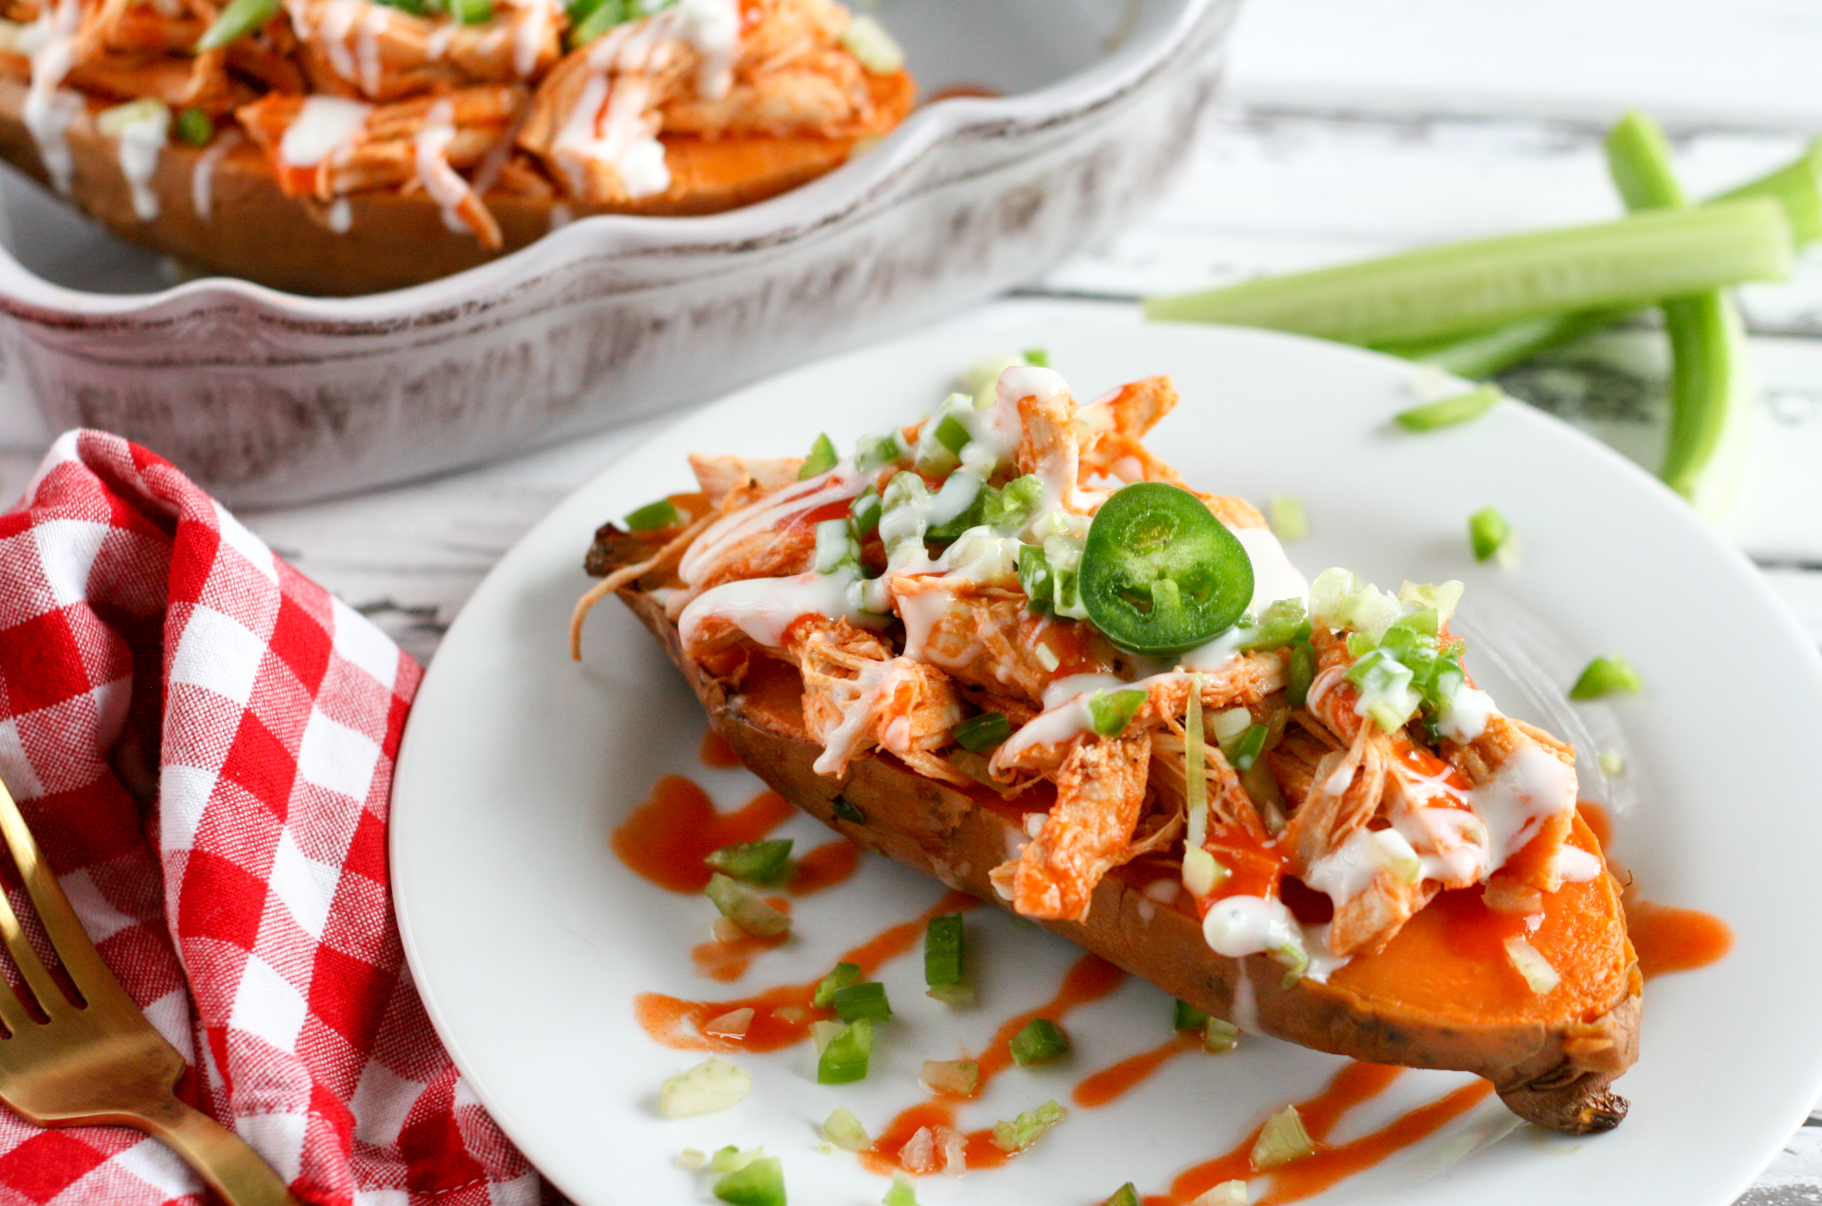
[574,356,1643,1135]
[0,0,913,293]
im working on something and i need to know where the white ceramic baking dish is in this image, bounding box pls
[0,0,1240,504]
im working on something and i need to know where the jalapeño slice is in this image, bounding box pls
[1079,482,1253,656]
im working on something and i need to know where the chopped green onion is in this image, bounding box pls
[705,873,790,938]
[924,913,964,987]
[1019,544,1055,614]
[1235,599,1311,654]
[1143,200,1792,347]
[813,962,861,1009]
[1269,936,1310,989]
[712,1154,786,1206]
[925,982,975,1006]
[814,518,859,574]
[1184,673,1207,846]
[1504,935,1561,994]
[452,0,491,22]
[175,107,214,147]
[1173,999,1209,1031]
[831,981,892,1023]
[920,1058,979,1097]
[838,11,904,75]
[706,839,793,885]
[624,497,681,531]
[850,487,882,537]
[983,474,1044,528]
[1599,748,1626,776]
[568,0,635,46]
[1203,1017,1240,1053]
[1101,1185,1141,1206]
[676,1149,708,1170]
[822,1105,871,1152]
[1250,1104,1316,1169]
[934,414,971,455]
[1230,723,1268,771]
[659,1056,752,1118]
[195,0,280,50]
[1009,1018,1070,1066]
[883,1172,919,1206]
[1468,506,1513,563]
[816,1018,874,1084]
[1269,495,1307,541]
[1194,1180,1248,1206]
[1181,847,1227,898]
[1394,383,1501,431]
[1087,689,1148,739]
[799,433,839,479]
[1286,642,1314,709]
[990,1100,1066,1151]
[952,712,1010,753]
[1024,347,1050,367]
[1569,655,1643,700]
[832,796,865,824]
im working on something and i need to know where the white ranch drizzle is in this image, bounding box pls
[21,0,84,195]
[511,0,556,77]
[114,105,170,220]
[548,201,573,230]
[356,2,391,96]
[279,95,372,167]
[413,99,480,235]
[315,0,365,87]
[678,465,862,585]
[551,0,738,202]
[327,196,353,231]
[426,23,456,59]
[677,571,863,655]
[190,128,243,220]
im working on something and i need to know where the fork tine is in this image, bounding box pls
[0,777,115,1016]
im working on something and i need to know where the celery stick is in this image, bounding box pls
[1144,201,1791,346]
[1377,141,1821,376]
[1377,308,1629,380]
[1711,138,1822,247]
[1606,110,1752,516]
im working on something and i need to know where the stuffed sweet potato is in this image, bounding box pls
[0,0,913,294]
[574,357,1643,1135]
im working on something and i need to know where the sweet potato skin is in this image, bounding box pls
[0,69,913,296]
[619,587,1642,1134]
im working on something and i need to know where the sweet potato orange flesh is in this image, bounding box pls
[0,69,914,295]
[611,586,1643,1135]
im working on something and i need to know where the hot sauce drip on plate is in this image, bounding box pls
[612,777,795,893]
[1578,803,1733,979]
[1153,1062,1493,1206]
[860,953,1127,1177]
[635,892,978,1052]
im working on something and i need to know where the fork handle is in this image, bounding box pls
[133,1095,299,1206]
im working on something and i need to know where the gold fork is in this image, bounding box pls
[0,776,295,1205]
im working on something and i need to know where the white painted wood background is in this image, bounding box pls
[1,0,1820,1199]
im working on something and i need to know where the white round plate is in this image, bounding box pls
[392,315,1822,1206]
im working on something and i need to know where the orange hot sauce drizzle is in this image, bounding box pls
[698,729,743,768]
[791,840,865,896]
[614,775,869,977]
[1151,1062,1492,1206]
[612,777,796,893]
[1071,1032,1200,1109]
[636,891,979,1052]
[1577,803,1733,980]
[859,954,1128,1177]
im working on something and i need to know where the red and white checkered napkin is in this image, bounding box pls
[0,431,544,1206]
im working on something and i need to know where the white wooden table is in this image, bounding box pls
[5,1,1822,1199]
